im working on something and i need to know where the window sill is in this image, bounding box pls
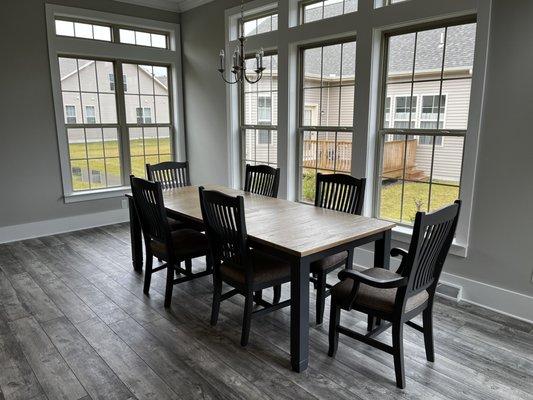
[64,186,130,203]
[391,225,468,258]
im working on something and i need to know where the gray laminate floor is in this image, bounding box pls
[0,223,532,400]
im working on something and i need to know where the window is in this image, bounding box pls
[374,0,410,8]
[378,22,476,224]
[241,12,278,37]
[85,106,96,124]
[301,0,358,24]
[59,57,121,191]
[241,53,278,168]
[119,29,168,49]
[299,39,356,202]
[109,74,127,92]
[55,19,111,41]
[65,105,77,124]
[136,107,152,124]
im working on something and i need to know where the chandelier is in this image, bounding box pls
[217,0,265,85]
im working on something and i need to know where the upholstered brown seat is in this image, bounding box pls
[310,251,348,272]
[221,249,291,285]
[332,267,428,313]
[150,229,209,261]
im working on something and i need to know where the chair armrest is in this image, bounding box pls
[337,269,407,289]
[390,247,408,258]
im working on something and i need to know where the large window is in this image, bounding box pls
[241,53,278,168]
[377,21,476,224]
[58,57,173,191]
[299,39,356,202]
[301,0,358,24]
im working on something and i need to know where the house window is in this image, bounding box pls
[240,11,278,37]
[378,22,476,224]
[301,0,358,24]
[241,53,278,168]
[85,106,96,124]
[119,29,168,49]
[109,74,127,92]
[65,105,77,124]
[136,107,152,124]
[55,19,112,41]
[375,0,410,8]
[299,39,356,202]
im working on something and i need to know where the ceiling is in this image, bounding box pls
[112,0,216,13]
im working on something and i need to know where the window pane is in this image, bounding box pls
[155,96,170,123]
[86,128,104,158]
[103,128,119,157]
[304,2,323,23]
[401,181,430,223]
[302,0,357,23]
[323,0,344,19]
[143,128,158,155]
[303,47,322,87]
[71,159,90,191]
[432,136,464,186]
[414,28,445,81]
[129,127,143,156]
[429,185,459,212]
[81,93,100,124]
[380,178,402,222]
[67,128,86,159]
[93,25,111,41]
[339,86,354,126]
[105,158,122,186]
[387,33,416,83]
[139,65,155,94]
[322,44,342,85]
[242,13,278,37]
[135,31,151,46]
[151,34,167,48]
[302,131,318,169]
[341,41,356,84]
[56,20,74,36]
[158,127,171,155]
[120,29,136,44]
[74,22,93,39]
[444,23,476,74]
[125,94,141,124]
[301,168,317,203]
[441,79,471,130]
[303,88,320,125]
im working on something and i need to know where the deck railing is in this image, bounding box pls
[302,138,417,177]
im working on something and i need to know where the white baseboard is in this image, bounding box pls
[0,208,129,244]
[354,248,533,324]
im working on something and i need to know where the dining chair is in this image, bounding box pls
[328,200,461,388]
[311,173,366,325]
[199,186,291,346]
[130,176,212,308]
[146,161,200,270]
[244,164,280,198]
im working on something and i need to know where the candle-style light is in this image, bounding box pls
[217,0,265,85]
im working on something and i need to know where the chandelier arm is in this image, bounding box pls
[244,70,263,84]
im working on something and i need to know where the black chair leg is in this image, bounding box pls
[185,259,192,274]
[367,315,376,331]
[241,291,254,346]
[423,308,435,362]
[205,254,213,273]
[316,272,327,325]
[211,273,222,326]
[164,265,174,308]
[253,290,263,303]
[328,301,341,357]
[392,321,406,389]
[143,254,153,295]
[273,285,281,305]
[174,261,181,276]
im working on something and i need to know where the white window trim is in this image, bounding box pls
[46,4,185,202]
[224,0,491,257]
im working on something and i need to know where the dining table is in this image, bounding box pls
[127,185,395,372]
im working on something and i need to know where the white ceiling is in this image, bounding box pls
[112,0,215,13]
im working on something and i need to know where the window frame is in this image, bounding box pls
[239,50,279,170]
[239,9,278,38]
[297,37,357,203]
[374,18,476,230]
[47,4,184,202]
[299,0,357,25]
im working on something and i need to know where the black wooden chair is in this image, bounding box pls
[328,200,461,388]
[311,173,366,325]
[199,186,291,346]
[146,161,190,189]
[244,164,280,198]
[130,176,212,308]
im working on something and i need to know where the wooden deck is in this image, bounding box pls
[0,223,532,400]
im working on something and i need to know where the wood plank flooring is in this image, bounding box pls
[0,223,532,400]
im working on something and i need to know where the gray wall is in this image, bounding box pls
[0,0,179,227]
[180,0,533,296]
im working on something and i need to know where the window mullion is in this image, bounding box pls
[114,61,130,184]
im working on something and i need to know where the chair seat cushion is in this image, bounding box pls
[150,229,209,260]
[331,268,428,314]
[220,250,291,286]
[310,251,348,272]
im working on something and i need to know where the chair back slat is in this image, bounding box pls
[244,164,280,198]
[315,173,366,215]
[130,176,171,246]
[402,201,461,296]
[146,161,190,189]
[199,187,250,275]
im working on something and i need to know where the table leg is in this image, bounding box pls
[128,197,143,272]
[290,257,310,372]
[374,229,391,270]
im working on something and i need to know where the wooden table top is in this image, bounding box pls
[162,185,395,258]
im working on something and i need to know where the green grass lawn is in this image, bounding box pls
[69,138,171,191]
[301,170,459,225]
